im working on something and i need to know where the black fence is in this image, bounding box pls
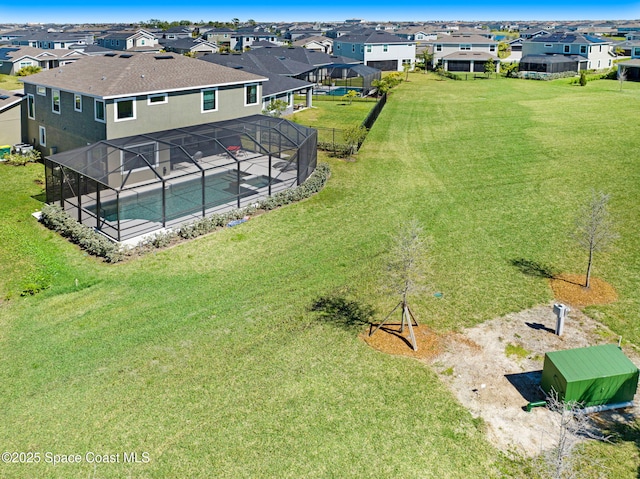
[315,92,388,155]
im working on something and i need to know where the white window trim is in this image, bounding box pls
[52,89,60,114]
[201,88,218,113]
[27,93,35,119]
[580,45,587,54]
[244,84,259,106]
[564,44,570,53]
[74,93,82,112]
[39,126,46,147]
[147,93,168,105]
[459,44,471,51]
[36,86,46,96]
[94,99,106,123]
[120,142,158,175]
[114,97,136,122]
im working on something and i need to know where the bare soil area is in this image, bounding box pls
[362,278,640,457]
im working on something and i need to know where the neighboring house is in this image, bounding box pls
[160,38,219,55]
[7,29,93,49]
[395,27,438,42]
[520,33,614,73]
[204,27,234,49]
[0,47,87,75]
[162,27,193,40]
[20,52,267,154]
[333,30,416,71]
[231,30,285,51]
[519,28,552,39]
[0,89,24,147]
[200,52,315,115]
[291,36,333,54]
[617,43,640,81]
[96,30,160,52]
[431,34,500,72]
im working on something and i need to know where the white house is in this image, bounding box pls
[431,34,500,72]
[333,30,416,71]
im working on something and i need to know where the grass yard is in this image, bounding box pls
[288,97,375,130]
[0,74,23,91]
[1,73,639,478]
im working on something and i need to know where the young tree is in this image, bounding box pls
[537,391,610,479]
[342,124,368,157]
[618,66,627,91]
[371,78,390,97]
[572,191,618,288]
[403,62,411,81]
[370,219,431,351]
[579,70,587,86]
[342,89,358,105]
[484,58,496,77]
[264,99,288,117]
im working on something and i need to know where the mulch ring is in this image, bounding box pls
[360,323,444,360]
[549,274,618,307]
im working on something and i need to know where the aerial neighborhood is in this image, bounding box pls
[2,13,640,479]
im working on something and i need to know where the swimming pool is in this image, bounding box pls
[325,87,362,96]
[88,172,281,222]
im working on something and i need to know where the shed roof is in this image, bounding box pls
[546,344,638,382]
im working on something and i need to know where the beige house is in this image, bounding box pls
[0,89,24,148]
[431,34,499,72]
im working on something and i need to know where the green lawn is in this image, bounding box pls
[0,74,23,91]
[1,73,639,478]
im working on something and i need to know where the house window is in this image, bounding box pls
[115,98,135,121]
[436,44,442,52]
[140,39,145,45]
[121,142,157,173]
[52,89,60,114]
[383,44,388,52]
[74,94,82,112]
[366,45,371,53]
[27,93,35,119]
[95,99,105,122]
[201,88,217,112]
[490,45,496,52]
[245,84,258,106]
[39,126,46,147]
[580,45,587,54]
[147,93,168,105]
[460,44,471,51]
[634,47,640,57]
[36,86,46,96]
[564,45,570,53]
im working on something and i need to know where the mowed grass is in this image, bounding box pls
[1,73,639,478]
[288,97,375,130]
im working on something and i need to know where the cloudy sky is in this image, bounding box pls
[5,1,640,24]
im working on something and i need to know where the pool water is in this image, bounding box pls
[327,87,362,96]
[89,172,281,222]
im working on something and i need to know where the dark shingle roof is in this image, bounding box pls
[529,33,609,44]
[20,52,266,98]
[0,88,24,112]
[337,30,411,44]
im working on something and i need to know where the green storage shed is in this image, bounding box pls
[541,344,639,407]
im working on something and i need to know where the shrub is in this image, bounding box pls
[4,150,41,166]
[16,65,42,76]
[579,70,587,86]
[39,204,123,262]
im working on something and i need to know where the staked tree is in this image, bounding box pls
[484,58,496,77]
[571,191,618,288]
[369,220,431,351]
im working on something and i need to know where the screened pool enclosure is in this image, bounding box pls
[45,115,317,241]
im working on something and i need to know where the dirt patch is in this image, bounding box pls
[550,274,618,307]
[363,302,640,457]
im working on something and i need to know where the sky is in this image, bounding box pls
[3,1,640,24]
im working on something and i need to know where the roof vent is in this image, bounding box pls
[154,55,173,60]
[104,52,117,57]
[120,53,133,58]
[0,95,9,100]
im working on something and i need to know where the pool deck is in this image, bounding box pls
[62,151,299,243]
